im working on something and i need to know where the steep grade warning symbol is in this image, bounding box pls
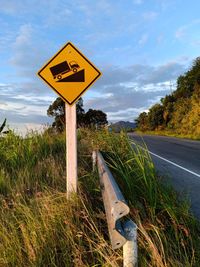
[37,42,101,105]
[50,60,85,82]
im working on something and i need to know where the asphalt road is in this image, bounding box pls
[129,133,200,219]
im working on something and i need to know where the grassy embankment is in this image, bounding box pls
[0,129,200,266]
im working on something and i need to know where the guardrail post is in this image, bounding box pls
[123,220,137,267]
[92,150,97,171]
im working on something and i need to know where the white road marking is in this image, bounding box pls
[148,150,200,178]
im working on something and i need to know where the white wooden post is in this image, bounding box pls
[65,103,77,197]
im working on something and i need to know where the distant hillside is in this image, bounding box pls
[136,57,200,138]
[109,121,136,132]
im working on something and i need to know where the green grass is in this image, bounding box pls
[135,129,200,141]
[0,129,200,266]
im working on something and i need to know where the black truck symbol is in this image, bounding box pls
[50,61,80,80]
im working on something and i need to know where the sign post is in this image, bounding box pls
[65,103,77,195]
[37,42,101,197]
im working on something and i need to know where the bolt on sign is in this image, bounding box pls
[38,42,101,105]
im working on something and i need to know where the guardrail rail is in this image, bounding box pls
[92,150,138,267]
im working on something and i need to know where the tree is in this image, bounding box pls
[47,97,107,132]
[47,97,85,132]
[148,104,164,130]
[84,109,108,128]
[47,97,65,132]
[135,112,149,131]
[174,57,200,99]
[76,97,85,127]
[135,56,200,135]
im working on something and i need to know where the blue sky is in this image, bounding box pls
[0,0,200,133]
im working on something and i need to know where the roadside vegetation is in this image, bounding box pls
[0,128,200,266]
[136,57,200,140]
[0,130,121,266]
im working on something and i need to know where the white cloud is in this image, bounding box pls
[10,24,35,69]
[13,95,55,103]
[175,19,200,41]
[107,107,146,122]
[14,24,32,47]
[0,82,54,129]
[9,123,47,136]
[83,60,186,122]
[9,23,55,76]
[0,103,8,109]
[1,55,186,126]
[97,61,185,89]
[0,100,46,116]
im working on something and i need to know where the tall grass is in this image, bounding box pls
[88,129,200,266]
[0,189,123,266]
[0,130,122,266]
[0,128,200,266]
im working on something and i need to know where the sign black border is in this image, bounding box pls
[37,42,101,105]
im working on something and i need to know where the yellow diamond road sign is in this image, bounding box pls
[38,42,101,105]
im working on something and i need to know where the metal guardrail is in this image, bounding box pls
[93,151,137,267]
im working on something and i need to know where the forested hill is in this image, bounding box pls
[136,57,200,138]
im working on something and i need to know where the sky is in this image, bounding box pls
[0,0,200,134]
